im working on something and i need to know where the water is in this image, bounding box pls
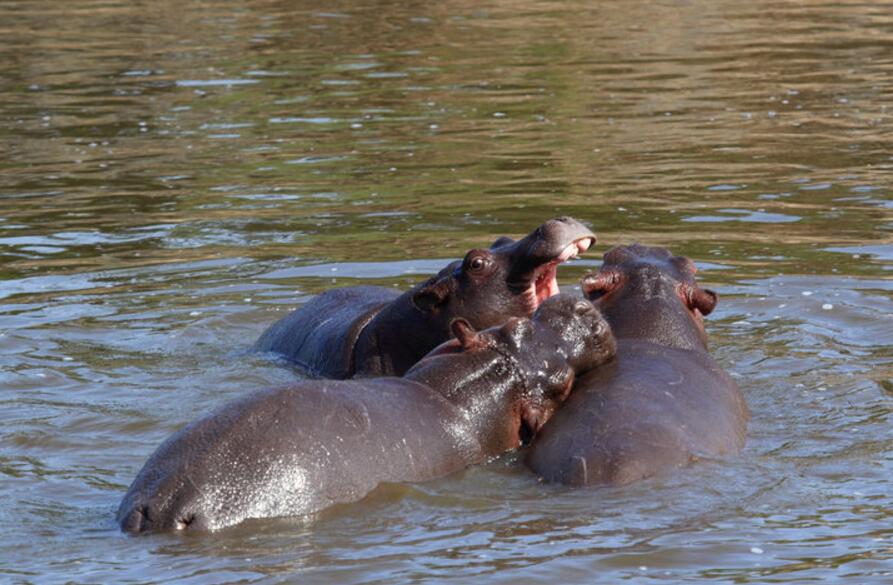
[1,0,891,582]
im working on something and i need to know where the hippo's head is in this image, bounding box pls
[412,293,615,447]
[410,217,595,331]
[581,244,717,350]
[501,294,616,438]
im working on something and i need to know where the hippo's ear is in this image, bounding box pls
[412,277,452,314]
[450,318,483,351]
[689,287,718,316]
[490,236,515,249]
[672,255,697,275]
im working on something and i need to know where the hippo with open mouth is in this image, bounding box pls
[253,217,595,378]
[526,244,749,485]
[118,294,616,533]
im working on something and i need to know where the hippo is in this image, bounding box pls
[118,294,616,533]
[253,217,595,378]
[526,244,749,485]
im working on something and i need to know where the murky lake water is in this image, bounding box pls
[1,0,892,582]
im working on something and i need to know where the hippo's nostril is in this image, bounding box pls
[574,301,594,315]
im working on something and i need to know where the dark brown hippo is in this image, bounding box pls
[526,244,749,485]
[118,294,616,533]
[253,217,595,378]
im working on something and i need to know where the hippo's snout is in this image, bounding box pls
[541,217,596,249]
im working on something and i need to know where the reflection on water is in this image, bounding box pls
[1,0,891,582]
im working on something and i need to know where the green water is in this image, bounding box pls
[1,0,891,583]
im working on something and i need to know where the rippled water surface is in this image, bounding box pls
[2,0,892,583]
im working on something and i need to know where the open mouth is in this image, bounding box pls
[524,237,594,311]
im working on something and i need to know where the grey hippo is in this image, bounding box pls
[119,294,616,533]
[253,217,595,378]
[526,244,749,485]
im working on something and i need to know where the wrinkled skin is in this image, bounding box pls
[253,217,595,378]
[526,244,749,486]
[119,295,616,534]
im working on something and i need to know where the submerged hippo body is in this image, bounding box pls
[253,286,399,379]
[253,217,595,378]
[526,244,749,485]
[119,295,616,533]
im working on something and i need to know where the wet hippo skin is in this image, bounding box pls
[526,244,749,485]
[253,217,595,378]
[119,295,616,533]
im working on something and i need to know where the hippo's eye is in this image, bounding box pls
[464,251,494,275]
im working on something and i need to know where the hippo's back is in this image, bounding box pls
[254,286,399,378]
[118,379,478,533]
[527,339,748,485]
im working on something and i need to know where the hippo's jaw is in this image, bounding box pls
[524,236,594,311]
[517,370,575,445]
